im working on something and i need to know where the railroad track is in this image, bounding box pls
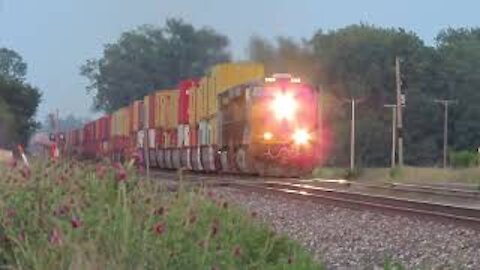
[152,169,480,199]
[150,169,480,227]
[306,178,480,199]
[228,181,480,228]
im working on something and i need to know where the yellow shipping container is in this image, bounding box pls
[204,62,265,117]
[112,107,129,137]
[185,62,265,126]
[144,95,150,129]
[188,84,197,126]
[208,117,217,145]
[154,89,179,129]
[212,62,264,93]
[125,107,131,136]
[188,80,204,125]
[132,100,142,132]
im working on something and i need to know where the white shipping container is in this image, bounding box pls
[136,130,145,148]
[177,125,185,147]
[148,129,156,148]
[183,125,190,146]
[177,125,191,147]
[198,120,209,145]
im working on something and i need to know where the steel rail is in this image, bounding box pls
[227,181,480,228]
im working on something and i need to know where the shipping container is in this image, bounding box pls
[177,124,191,147]
[178,79,198,125]
[188,84,198,125]
[189,125,198,146]
[208,117,218,145]
[161,129,178,148]
[144,94,156,129]
[190,63,265,122]
[208,62,264,117]
[110,107,130,137]
[131,100,144,132]
[154,89,179,129]
[212,62,264,93]
[198,120,209,145]
[191,78,208,123]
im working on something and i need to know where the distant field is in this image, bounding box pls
[312,166,480,185]
[0,159,321,270]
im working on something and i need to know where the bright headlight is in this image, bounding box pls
[293,129,311,145]
[271,92,297,121]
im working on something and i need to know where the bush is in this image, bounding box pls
[450,151,479,168]
[389,166,403,180]
[0,159,322,269]
[344,168,363,180]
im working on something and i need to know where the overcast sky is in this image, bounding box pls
[0,0,479,120]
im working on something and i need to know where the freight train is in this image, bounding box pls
[65,62,322,176]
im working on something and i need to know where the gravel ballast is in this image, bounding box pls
[215,187,480,269]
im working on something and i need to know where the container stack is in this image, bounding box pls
[177,79,198,147]
[143,93,157,149]
[189,62,265,146]
[154,89,179,148]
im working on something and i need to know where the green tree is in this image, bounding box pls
[0,48,27,81]
[81,18,230,113]
[435,28,480,153]
[249,25,445,166]
[0,48,41,148]
[310,25,443,166]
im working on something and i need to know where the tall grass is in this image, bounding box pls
[0,159,322,269]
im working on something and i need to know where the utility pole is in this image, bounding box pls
[350,99,355,170]
[384,104,397,168]
[345,98,365,170]
[395,56,404,167]
[434,99,457,168]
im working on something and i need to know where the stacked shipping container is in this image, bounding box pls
[188,62,265,146]
[72,62,265,167]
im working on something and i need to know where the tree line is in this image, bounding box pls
[0,48,41,149]
[80,19,480,167]
[248,25,480,167]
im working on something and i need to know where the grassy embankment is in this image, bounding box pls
[312,166,480,185]
[0,159,322,269]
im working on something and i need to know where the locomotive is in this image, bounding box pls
[65,62,321,176]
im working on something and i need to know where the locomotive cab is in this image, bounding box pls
[218,73,319,176]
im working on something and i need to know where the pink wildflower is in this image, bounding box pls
[19,166,31,179]
[48,228,63,246]
[71,216,82,228]
[233,245,242,257]
[153,222,166,236]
